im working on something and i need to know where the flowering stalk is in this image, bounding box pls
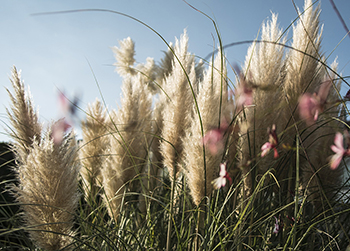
[237,11,286,197]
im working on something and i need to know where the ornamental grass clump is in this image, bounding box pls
[3,0,350,250]
[237,0,343,212]
[6,67,80,250]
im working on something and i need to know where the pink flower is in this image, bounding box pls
[212,163,232,189]
[53,91,79,145]
[299,93,319,123]
[299,79,332,125]
[261,124,279,158]
[51,119,71,145]
[261,142,274,157]
[235,82,253,109]
[234,66,253,110]
[273,216,281,235]
[202,122,229,155]
[329,132,350,169]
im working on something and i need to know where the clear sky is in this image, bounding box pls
[1,0,350,142]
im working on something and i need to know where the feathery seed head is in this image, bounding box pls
[80,98,109,197]
[7,66,42,161]
[112,37,136,76]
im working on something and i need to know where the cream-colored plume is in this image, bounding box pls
[102,73,152,220]
[239,12,286,195]
[16,132,80,251]
[183,50,229,206]
[80,98,109,199]
[7,68,79,250]
[112,37,137,77]
[155,43,174,86]
[159,30,197,180]
[6,66,42,163]
[284,0,324,110]
[112,37,158,93]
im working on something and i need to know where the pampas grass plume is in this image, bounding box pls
[183,50,229,206]
[160,30,197,180]
[7,69,80,250]
[15,133,80,250]
[6,66,42,162]
[102,73,152,220]
[80,98,109,199]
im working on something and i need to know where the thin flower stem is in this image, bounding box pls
[294,135,300,249]
[166,168,176,251]
[328,0,350,41]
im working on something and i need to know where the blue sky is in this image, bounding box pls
[1,0,350,142]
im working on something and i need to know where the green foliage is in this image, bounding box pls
[1,138,350,250]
